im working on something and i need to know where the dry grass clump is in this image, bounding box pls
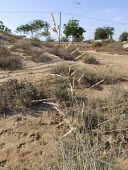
[0,79,45,114]
[54,80,71,103]
[94,41,128,55]
[31,53,53,63]
[41,42,56,48]
[96,67,125,84]
[51,46,80,61]
[6,34,22,44]
[92,41,103,48]
[82,53,100,64]
[52,64,125,92]
[50,86,128,170]
[52,64,76,77]
[12,40,32,51]
[31,40,42,48]
[0,47,22,70]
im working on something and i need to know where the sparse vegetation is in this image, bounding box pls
[12,40,32,51]
[0,79,45,114]
[51,46,80,60]
[93,41,128,55]
[0,22,128,170]
[31,53,52,63]
[82,53,100,64]
[0,47,22,70]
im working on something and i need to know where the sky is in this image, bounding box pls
[0,0,128,40]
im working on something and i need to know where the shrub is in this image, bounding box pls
[6,34,22,43]
[55,82,71,103]
[52,46,80,61]
[93,41,128,55]
[82,53,100,64]
[102,39,115,44]
[53,86,128,170]
[92,41,102,48]
[0,79,45,114]
[52,64,76,77]
[0,47,22,70]
[31,53,52,63]
[12,40,32,51]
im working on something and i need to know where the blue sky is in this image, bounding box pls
[0,0,128,40]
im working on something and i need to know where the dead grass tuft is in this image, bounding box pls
[82,53,100,64]
[31,53,53,63]
[0,47,22,70]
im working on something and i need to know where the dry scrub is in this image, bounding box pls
[0,47,22,70]
[0,79,45,114]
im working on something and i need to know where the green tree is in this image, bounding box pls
[16,20,50,38]
[0,21,11,33]
[63,20,85,42]
[94,26,115,40]
[119,32,128,41]
[36,22,50,41]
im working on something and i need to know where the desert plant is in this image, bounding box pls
[52,46,80,61]
[0,79,45,114]
[31,53,52,63]
[82,53,100,64]
[0,47,22,70]
[12,40,32,51]
[52,86,128,170]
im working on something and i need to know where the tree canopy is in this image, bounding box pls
[94,26,115,40]
[0,21,11,33]
[16,20,50,38]
[63,20,85,42]
[119,32,128,41]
